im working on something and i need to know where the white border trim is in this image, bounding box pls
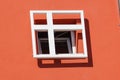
[30,10,88,58]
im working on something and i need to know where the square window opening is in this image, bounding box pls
[34,13,47,25]
[76,30,84,54]
[52,13,81,25]
[37,31,50,54]
[54,31,72,54]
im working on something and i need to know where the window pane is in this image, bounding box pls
[76,30,84,54]
[54,31,72,54]
[38,32,50,54]
[34,13,47,25]
[55,40,69,54]
[40,40,49,54]
[52,13,81,25]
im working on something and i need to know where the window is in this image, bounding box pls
[38,31,72,54]
[39,38,72,54]
[30,10,88,58]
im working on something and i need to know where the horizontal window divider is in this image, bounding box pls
[33,25,49,30]
[53,25,83,30]
[33,25,84,30]
[30,10,83,14]
[33,54,87,59]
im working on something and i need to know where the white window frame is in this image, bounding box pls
[30,10,88,58]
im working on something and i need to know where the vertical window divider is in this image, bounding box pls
[47,12,56,55]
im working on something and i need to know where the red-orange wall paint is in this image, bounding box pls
[0,0,120,80]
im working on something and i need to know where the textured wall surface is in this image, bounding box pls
[0,0,120,80]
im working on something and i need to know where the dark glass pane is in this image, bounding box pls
[55,40,69,54]
[40,40,49,54]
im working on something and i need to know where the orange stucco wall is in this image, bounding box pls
[0,0,120,80]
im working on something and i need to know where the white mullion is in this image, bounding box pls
[48,29,56,55]
[71,31,76,54]
[53,25,83,31]
[47,12,56,55]
[33,25,49,30]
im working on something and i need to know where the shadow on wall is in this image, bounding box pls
[37,19,93,68]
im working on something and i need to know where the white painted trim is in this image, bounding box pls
[30,10,83,14]
[47,12,56,55]
[33,25,83,31]
[30,10,88,58]
[33,54,87,59]
[30,11,37,57]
